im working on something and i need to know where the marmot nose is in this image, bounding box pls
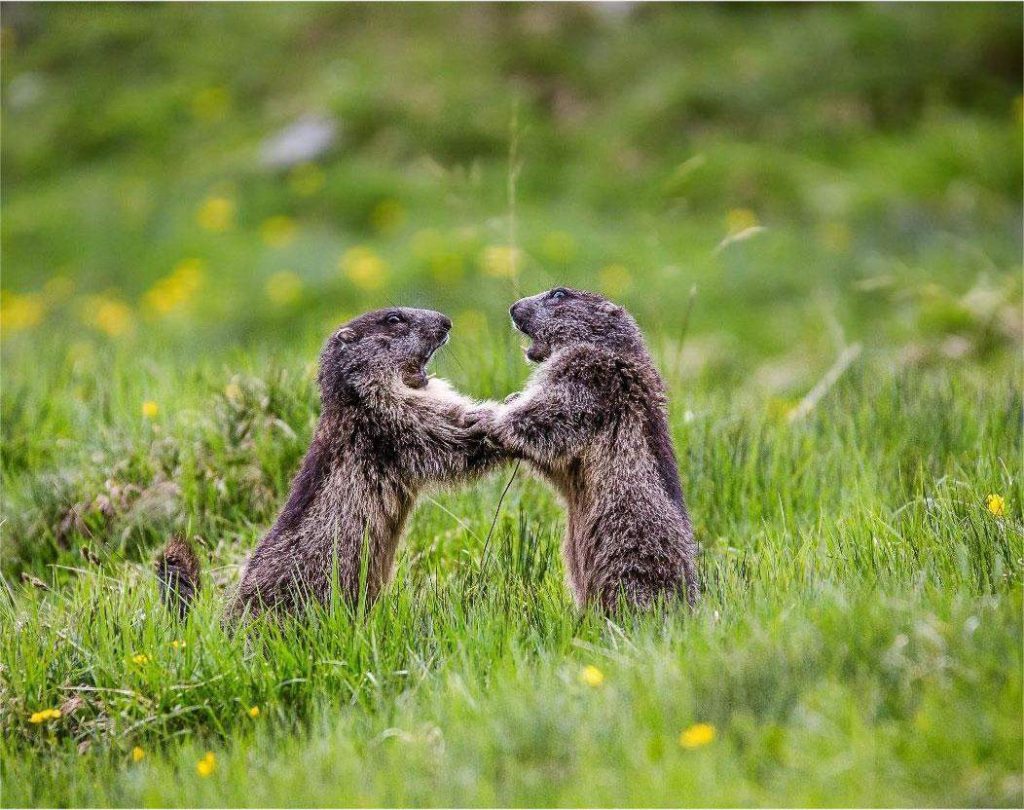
[509,301,521,319]
[439,315,452,332]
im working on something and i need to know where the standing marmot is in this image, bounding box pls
[159,307,503,621]
[471,287,698,612]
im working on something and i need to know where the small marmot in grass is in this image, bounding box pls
[469,287,698,612]
[157,308,504,621]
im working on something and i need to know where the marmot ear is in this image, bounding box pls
[600,302,623,317]
[336,327,357,344]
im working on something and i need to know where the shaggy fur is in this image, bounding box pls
[155,536,201,620]
[471,287,698,612]
[157,307,502,621]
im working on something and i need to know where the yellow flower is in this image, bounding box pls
[1,291,45,333]
[289,163,325,197]
[141,401,159,420]
[265,271,303,306]
[132,746,145,762]
[986,494,1005,518]
[679,722,716,749]
[260,216,297,249]
[191,86,229,123]
[579,665,605,687]
[598,264,632,297]
[370,199,405,234]
[196,196,234,232]
[480,245,521,279]
[143,259,205,316]
[196,751,216,777]
[170,640,185,650]
[28,708,61,724]
[248,706,260,719]
[131,653,150,665]
[80,295,134,337]
[341,247,387,291]
[542,231,577,264]
[725,208,759,235]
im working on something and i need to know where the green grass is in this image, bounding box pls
[1,4,1022,807]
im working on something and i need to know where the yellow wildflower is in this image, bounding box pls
[579,665,605,687]
[341,246,387,291]
[260,216,297,249]
[196,751,216,777]
[986,494,1005,518]
[196,196,234,232]
[191,86,229,123]
[1,291,45,333]
[170,640,185,650]
[598,264,632,297]
[132,746,145,762]
[78,295,134,337]
[265,271,303,306]
[370,199,405,234]
[141,401,159,420]
[131,653,150,665]
[289,163,325,197]
[542,231,577,264]
[29,708,61,724]
[725,208,759,235]
[144,259,205,316]
[248,706,260,719]
[480,245,521,279]
[679,722,716,749]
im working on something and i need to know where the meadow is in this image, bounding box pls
[1,5,1022,806]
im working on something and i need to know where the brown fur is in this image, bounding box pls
[157,307,503,621]
[155,536,201,620]
[472,287,698,612]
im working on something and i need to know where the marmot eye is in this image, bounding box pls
[550,289,567,302]
[386,314,404,325]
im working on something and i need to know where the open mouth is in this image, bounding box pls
[511,316,550,363]
[403,332,449,389]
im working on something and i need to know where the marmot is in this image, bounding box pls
[158,307,503,621]
[471,287,698,612]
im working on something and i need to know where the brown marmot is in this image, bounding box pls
[158,307,503,621]
[470,287,698,612]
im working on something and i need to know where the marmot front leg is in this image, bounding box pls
[400,396,507,482]
[484,385,599,466]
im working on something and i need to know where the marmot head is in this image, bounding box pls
[318,307,452,403]
[509,287,643,362]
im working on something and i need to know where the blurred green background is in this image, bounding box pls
[2,2,1021,371]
